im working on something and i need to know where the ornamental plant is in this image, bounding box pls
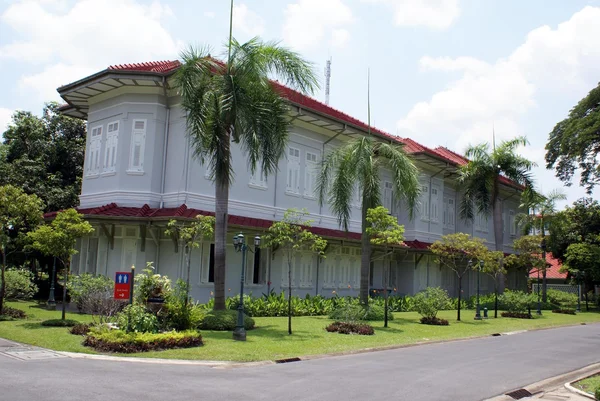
[134,262,171,304]
[412,287,451,321]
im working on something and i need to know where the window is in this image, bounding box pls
[299,253,314,288]
[86,126,103,176]
[304,152,319,198]
[286,147,300,194]
[281,255,296,288]
[509,210,516,236]
[200,244,215,284]
[249,168,267,189]
[121,239,137,270]
[128,120,146,173]
[383,182,394,213]
[475,212,489,233]
[103,121,119,173]
[420,184,429,220]
[430,186,439,222]
[322,248,337,289]
[443,198,455,229]
[250,247,265,284]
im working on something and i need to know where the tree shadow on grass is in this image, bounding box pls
[19,322,46,330]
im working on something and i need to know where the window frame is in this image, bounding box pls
[86,125,103,177]
[127,119,147,175]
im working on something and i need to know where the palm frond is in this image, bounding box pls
[377,143,420,219]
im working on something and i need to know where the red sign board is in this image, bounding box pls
[114,272,132,300]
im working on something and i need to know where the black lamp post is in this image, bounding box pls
[47,257,57,310]
[576,271,582,313]
[232,233,260,341]
[475,259,483,320]
[537,238,546,316]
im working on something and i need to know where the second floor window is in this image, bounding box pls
[420,184,429,220]
[443,197,455,229]
[86,126,102,176]
[103,121,119,173]
[286,147,300,194]
[249,167,267,189]
[509,210,516,236]
[383,181,394,214]
[430,186,440,222]
[128,120,146,173]
[304,152,319,198]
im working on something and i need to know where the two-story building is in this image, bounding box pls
[54,60,527,303]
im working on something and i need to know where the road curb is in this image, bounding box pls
[565,377,597,399]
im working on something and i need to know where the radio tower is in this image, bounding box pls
[324,58,332,105]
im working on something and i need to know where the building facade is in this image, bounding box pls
[55,60,527,303]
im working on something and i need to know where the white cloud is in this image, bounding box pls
[0,0,182,101]
[204,11,216,19]
[365,0,460,30]
[397,6,600,201]
[283,0,353,50]
[233,4,265,37]
[0,108,13,134]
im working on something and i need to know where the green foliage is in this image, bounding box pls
[517,189,566,236]
[1,306,26,319]
[262,209,327,259]
[1,268,38,300]
[325,321,374,335]
[83,327,202,353]
[161,280,205,331]
[41,319,79,327]
[546,289,578,308]
[506,235,546,273]
[565,243,600,282]
[412,287,451,319]
[117,304,159,333]
[545,82,600,192]
[165,215,214,252]
[420,316,449,325]
[134,262,171,303]
[199,309,255,331]
[328,303,393,322]
[67,273,113,311]
[366,206,405,246]
[499,290,536,313]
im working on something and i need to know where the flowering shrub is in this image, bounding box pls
[325,321,374,335]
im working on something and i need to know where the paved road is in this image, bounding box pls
[1,324,599,401]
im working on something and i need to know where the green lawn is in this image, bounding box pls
[574,374,600,395]
[2,301,600,362]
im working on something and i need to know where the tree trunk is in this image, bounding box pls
[492,189,505,293]
[62,260,69,320]
[384,254,389,328]
[541,224,547,303]
[0,247,6,313]
[213,181,229,310]
[288,255,292,335]
[494,284,498,318]
[359,199,371,305]
[185,245,191,307]
[457,276,462,321]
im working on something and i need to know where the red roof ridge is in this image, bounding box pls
[136,204,151,217]
[90,202,117,215]
[173,204,188,217]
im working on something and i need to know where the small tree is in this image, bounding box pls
[365,206,405,327]
[263,209,327,334]
[27,209,93,320]
[165,215,215,306]
[564,243,600,311]
[0,185,43,313]
[480,250,505,318]
[430,233,488,321]
[506,235,545,293]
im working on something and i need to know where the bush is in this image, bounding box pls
[135,263,171,303]
[325,321,374,335]
[199,309,255,331]
[41,319,79,327]
[595,387,600,401]
[501,312,532,319]
[160,280,205,331]
[2,268,38,300]
[83,328,202,353]
[1,306,26,319]
[67,273,114,310]
[413,287,451,319]
[499,290,536,313]
[552,309,576,315]
[420,317,449,325]
[328,303,393,322]
[116,305,159,333]
[546,289,578,308]
[70,323,92,335]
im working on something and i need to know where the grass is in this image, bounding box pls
[2,301,600,362]
[574,373,600,395]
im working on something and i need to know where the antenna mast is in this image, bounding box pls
[324,58,332,105]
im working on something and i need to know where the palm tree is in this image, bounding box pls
[174,33,318,309]
[318,136,420,304]
[458,136,535,291]
[517,188,566,301]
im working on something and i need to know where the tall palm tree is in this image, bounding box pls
[517,188,566,301]
[458,136,535,291]
[174,36,318,309]
[318,136,420,304]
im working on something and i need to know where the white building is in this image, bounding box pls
[55,60,527,303]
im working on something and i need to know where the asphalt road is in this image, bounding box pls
[1,324,599,401]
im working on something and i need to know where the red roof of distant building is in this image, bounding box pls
[108,60,181,74]
[529,252,567,279]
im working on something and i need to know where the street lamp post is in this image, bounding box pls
[232,233,260,341]
[475,260,483,320]
[47,257,57,310]
[576,271,582,313]
[537,238,546,316]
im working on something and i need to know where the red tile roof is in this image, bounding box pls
[108,60,181,74]
[529,252,567,279]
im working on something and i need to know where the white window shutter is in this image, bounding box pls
[129,120,146,172]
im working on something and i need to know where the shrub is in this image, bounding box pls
[1,306,26,319]
[160,280,205,331]
[70,323,91,335]
[420,317,449,325]
[546,289,578,309]
[116,305,159,333]
[552,309,576,315]
[135,262,171,303]
[501,312,533,319]
[67,273,114,310]
[199,309,255,331]
[1,268,38,300]
[41,319,79,327]
[413,287,451,319]
[83,328,202,353]
[325,321,374,335]
[499,290,536,313]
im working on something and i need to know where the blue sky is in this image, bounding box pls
[1,0,599,207]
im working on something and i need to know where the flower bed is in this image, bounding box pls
[325,321,374,335]
[83,329,203,353]
[501,312,533,319]
[420,317,449,326]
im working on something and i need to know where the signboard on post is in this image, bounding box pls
[114,272,132,300]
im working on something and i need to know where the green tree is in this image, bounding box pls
[318,136,419,305]
[27,209,93,320]
[430,233,488,321]
[173,29,318,310]
[262,209,327,334]
[365,206,405,327]
[1,103,86,212]
[458,136,535,291]
[506,235,546,311]
[165,215,215,306]
[517,188,566,302]
[564,243,600,310]
[480,250,506,318]
[0,185,44,313]
[545,83,600,193]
